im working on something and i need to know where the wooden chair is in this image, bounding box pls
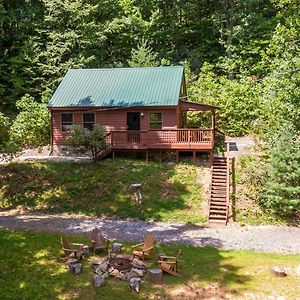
[131,234,155,261]
[61,236,84,260]
[90,228,113,254]
[158,250,181,276]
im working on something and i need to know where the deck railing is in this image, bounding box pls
[110,129,213,147]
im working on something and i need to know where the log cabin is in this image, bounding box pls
[48,66,218,162]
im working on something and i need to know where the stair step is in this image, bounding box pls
[209,214,227,220]
[211,190,226,194]
[210,205,227,209]
[208,219,227,224]
[210,210,227,215]
[210,198,227,202]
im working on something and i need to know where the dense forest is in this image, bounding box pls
[0,0,299,220]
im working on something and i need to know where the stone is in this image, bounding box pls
[94,275,105,288]
[110,269,122,278]
[131,267,145,277]
[66,259,82,275]
[271,267,287,277]
[97,261,109,273]
[82,245,90,257]
[129,277,141,293]
[149,268,163,284]
[132,258,147,270]
[112,243,123,254]
[167,162,175,166]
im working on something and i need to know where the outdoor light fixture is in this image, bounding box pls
[140,112,144,117]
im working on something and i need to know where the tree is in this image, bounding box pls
[10,94,50,147]
[263,124,300,217]
[128,40,159,67]
[66,125,107,160]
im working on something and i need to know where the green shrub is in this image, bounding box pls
[11,94,50,147]
[0,112,9,150]
[66,125,106,160]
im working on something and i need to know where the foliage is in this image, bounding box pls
[10,94,50,147]
[188,63,260,135]
[1,229,300,299]
[237,126,300,221]
[0,160,206,223]
[66,125,107,160]
[128,40,159,67]
[263,125,300,217]
[0,112,21,160]
[0,112,9,150]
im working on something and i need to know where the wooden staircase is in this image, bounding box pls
[208,149,230,225]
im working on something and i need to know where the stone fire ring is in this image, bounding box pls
[109,257,132,272]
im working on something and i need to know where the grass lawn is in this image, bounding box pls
[0,158,207,223]
[0,229,299,300]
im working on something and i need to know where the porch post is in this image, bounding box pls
[176,151,179,163]
[193,150,196,164]
[212,109,216,146]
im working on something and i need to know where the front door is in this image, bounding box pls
[127,112,140,130]
[127,112,140,143]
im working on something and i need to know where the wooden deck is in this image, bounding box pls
[107,129,214,151]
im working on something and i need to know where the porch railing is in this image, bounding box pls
[111,129,213,146]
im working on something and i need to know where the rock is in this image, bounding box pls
[129,277,141,293]
[131,267,145,277]
[271,267,287,277]
[94,275,105,288]
[110,269,123,279]
[124,271,136,281]
[132,258,147,269]
[66,259,82,275]
[82,245,90,257]
[112,243,123,254]
[167,162,175,166]
[107,266,115,274]
[97,261,109,272]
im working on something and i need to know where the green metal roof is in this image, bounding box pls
[48,66,184,108]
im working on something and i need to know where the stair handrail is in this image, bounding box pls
[226,142,230,223]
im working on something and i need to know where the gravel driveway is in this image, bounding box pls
[1,210,299,254]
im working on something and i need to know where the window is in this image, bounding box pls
[149,112,162,129]
[61,113,73,132]
[83,112,95,131]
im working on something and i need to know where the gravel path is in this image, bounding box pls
[1,210,300,254]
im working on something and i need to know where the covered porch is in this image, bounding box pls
[107,100,218,156]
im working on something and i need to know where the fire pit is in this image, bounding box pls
[109,257,132,272]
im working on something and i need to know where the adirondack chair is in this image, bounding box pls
[158,250,181,276]
[61,236,84,260]
[131,234,155,261]
[90,228,113,254]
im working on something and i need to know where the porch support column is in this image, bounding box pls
[193,150,196,164]
[176,151,179,163]
[159,150,162,164]
[112,151,115,160]
[211,109,216,130]
[211,109,216,147]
